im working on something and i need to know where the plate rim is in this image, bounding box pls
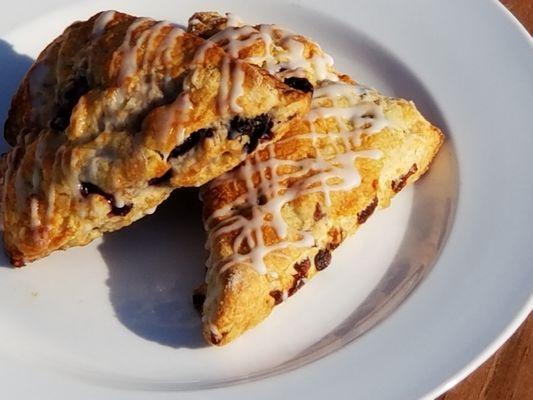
[0,0,531,399]
[423,1,533,397]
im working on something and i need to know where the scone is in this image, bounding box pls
[1,10,311,265]
[187,11,347,88]
[193,14,444,345]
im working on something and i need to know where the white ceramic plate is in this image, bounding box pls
[0,0,531,399]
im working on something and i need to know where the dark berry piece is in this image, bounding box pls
[63,75,89,105]
[80,182,132,217]
[210,332,221,345]
[111,203,132,216]
[228,114,273,153]
[257,194,268,205]
[327,228,343,250]
[50,112,70,131]
[50,74,90,131]
[80,181,111,200]
[357,197,378,225]
[294,258,311,276]
[284,77,314,93]
[314,249,332,271]
[313,203,325,221]
[269,290,283,305]
[288,258,311,296]
[391,164,418,193]
[288,277,306,296]
[148,169,173,186]
[169,128,214,158]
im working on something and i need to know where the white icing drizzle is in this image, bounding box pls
[29,197,40,229]
[206,82,389,274]
[192,41,216,64]
[91,10,116,39]
[113,16,185,82]
[2,17,202,236]
[217,57,246,116]
[278,33,338,81]
[7,135,58,226]
[145,206,157,215]
[109,17,191,152]
[225,13,244,28]
[155,93,193,153]
[205,18,339,82]
[14,158,26,211]
[269,271,279,279]
[86,155,100,183]
[255,25,277,72]
[229,61,245,113]
[174,94,194,146]
[46,187,55,220]
[116,18,181,85]
[114,195,125,209]
[306,103,389,147]
[115,17,153,84]
[218,56,231,118]
[32,135,47,191]
[209,25,259,58]
[57,145,82,200]
[314,80,373,99]
[158,26,185,65]
[279,37,307,74]
[209,323,221,338]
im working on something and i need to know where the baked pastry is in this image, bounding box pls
[201,80,443,345]
[1,10,311,265]
[193,14,444,345]
[187,11,347,88]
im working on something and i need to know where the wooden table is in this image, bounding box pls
[438,1,532,399]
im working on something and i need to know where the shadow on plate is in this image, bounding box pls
[98,189,207,349]
[0,39,207,348]
[0,40,33,268]
[0,39,33,152]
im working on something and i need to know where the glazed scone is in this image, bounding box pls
[187,11,349,87]
[1,10,311,265]
[201,80,443,346]
[193,14,444,345]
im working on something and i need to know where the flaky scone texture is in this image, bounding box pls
[194,13,443,346]
[1,10,310,265]
[187,12,349,86]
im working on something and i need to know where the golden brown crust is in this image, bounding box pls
[187,12,351,86]
[1,11,311,265]
[188,12,230,39]
[201,90,443,345]
[192,13,444,345]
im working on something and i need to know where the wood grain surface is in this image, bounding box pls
[438,1,532,399]
[437,315,533,400]
[502,0,533,34]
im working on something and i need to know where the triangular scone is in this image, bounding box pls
[201,80,443,346]
[187,11,348,87]
[0,11,310,265]
[194,14,444,345]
